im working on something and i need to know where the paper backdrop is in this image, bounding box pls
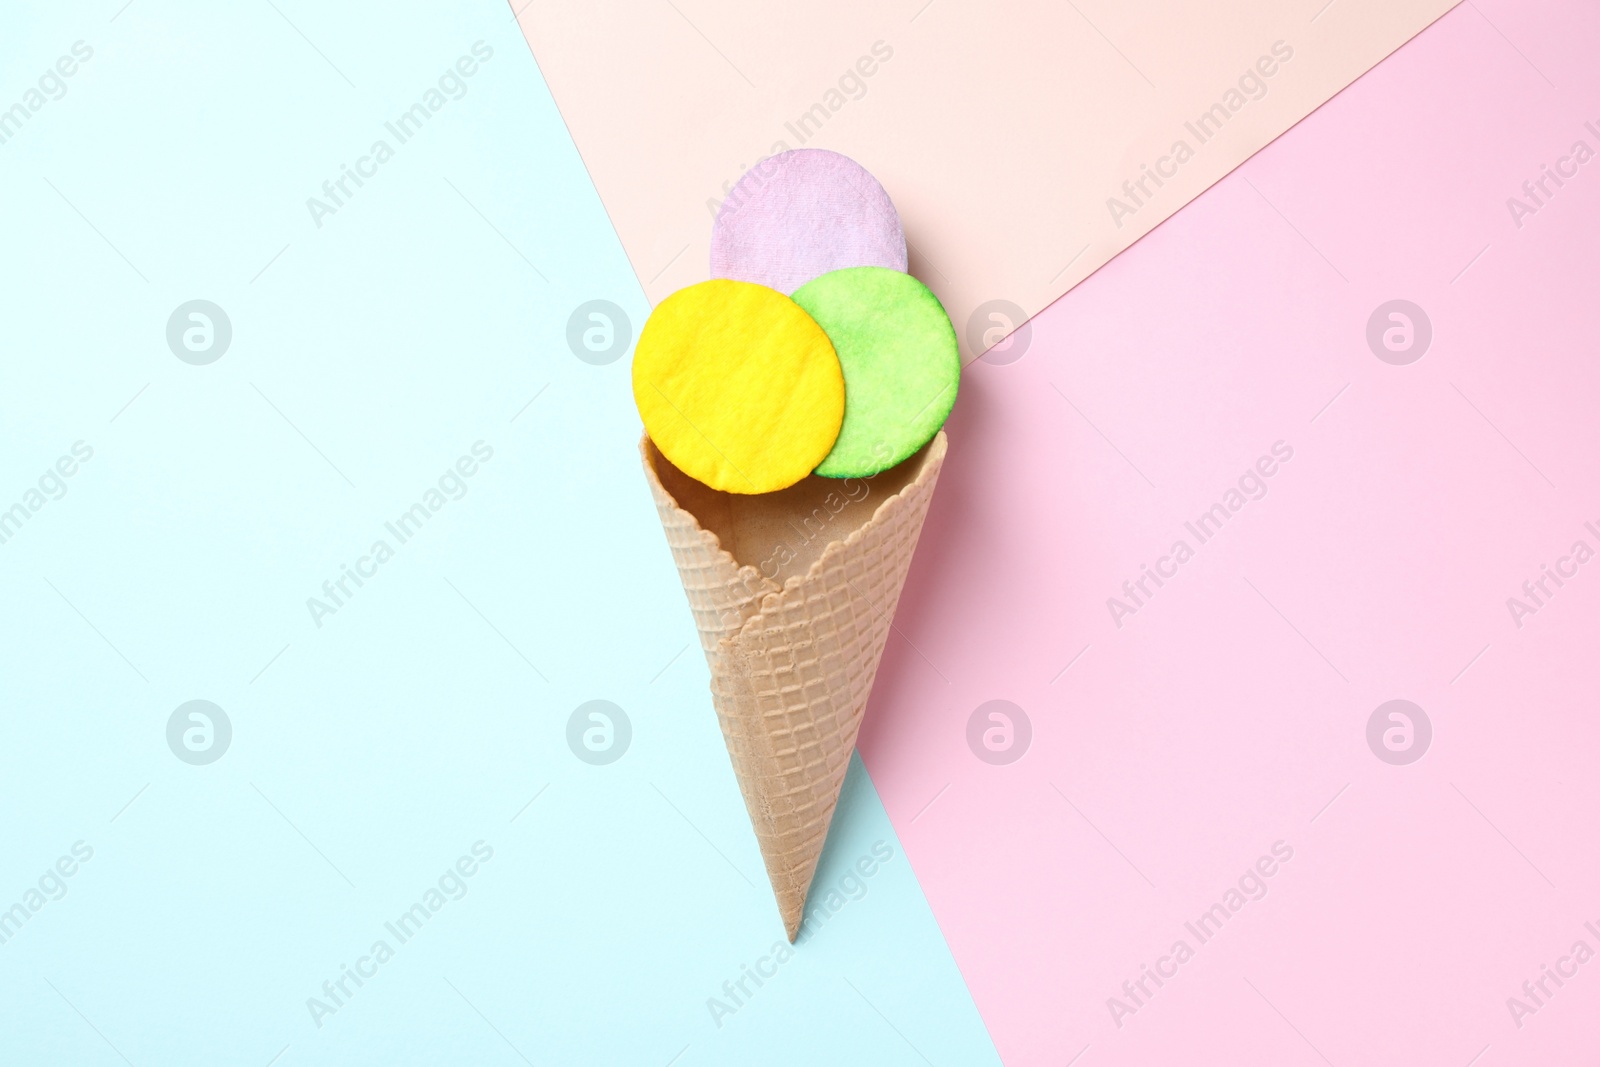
[0,2,999,1063]
[850,2,1600,1062]
[514,0,1459,360]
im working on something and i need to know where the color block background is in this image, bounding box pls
[0,2,998,1064]
[4,0,1598,1065]
[855,2,1600,1064]
[514,0,1460,361]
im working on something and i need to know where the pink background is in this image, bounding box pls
[861,2,1600,1063]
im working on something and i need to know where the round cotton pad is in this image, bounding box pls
[633,279,845,494]
[711,149,908,294]
[790,267,959,478]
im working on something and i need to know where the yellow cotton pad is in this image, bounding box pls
[632,279,845,494]
[791,267,960,478]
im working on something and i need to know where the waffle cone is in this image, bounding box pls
[641,431,947,940]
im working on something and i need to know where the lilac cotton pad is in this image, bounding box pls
[710,149,908,294]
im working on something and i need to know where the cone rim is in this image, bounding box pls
[640,430,947,620]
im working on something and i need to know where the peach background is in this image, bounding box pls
[516,0,1457,361]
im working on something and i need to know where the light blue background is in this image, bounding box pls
[0,2,1000,1063]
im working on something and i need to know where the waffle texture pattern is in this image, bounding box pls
[641,432,947,939]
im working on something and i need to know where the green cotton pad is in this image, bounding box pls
[791,266,960,478]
